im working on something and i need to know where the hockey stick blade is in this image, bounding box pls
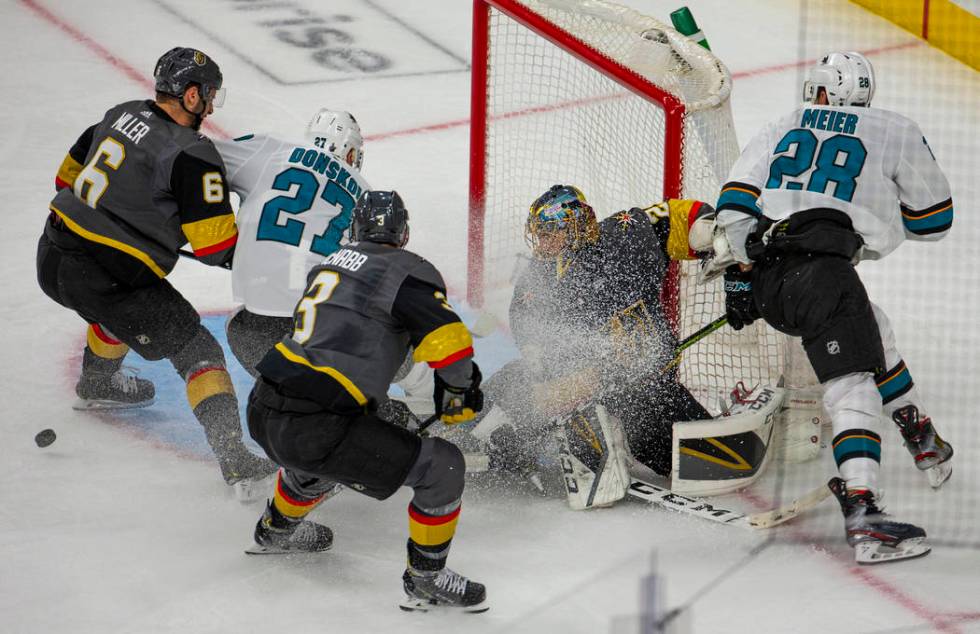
[747,484,832,529]
[627,478,830,530]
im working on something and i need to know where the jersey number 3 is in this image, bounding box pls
[293,270,341,344]
[766,129,867,202]
[257,167,355,256]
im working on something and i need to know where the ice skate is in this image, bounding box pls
[399,567,488,613]
[214,437,279,488]
[245,502,333,555]
[891,405,953,489]
[74,368,155,410]
[828,477,930,564]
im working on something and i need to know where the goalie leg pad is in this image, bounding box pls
[556,404,631,510]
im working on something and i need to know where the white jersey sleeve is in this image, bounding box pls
[715,106,953,262]
[215,134,371,317]
[714,124,772,263]
[894,121,953,243]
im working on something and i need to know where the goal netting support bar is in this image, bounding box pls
[468,0,786,406]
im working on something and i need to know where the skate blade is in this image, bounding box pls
[398,597,489,613]
[925,462,952,489]
[72,397,155,411]
[854,537,931,565]
[244,542,333,555]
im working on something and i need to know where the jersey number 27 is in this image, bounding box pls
[766,129,867,202]
[257,167,354,257]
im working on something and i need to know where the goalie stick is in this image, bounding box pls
[627,478,831,529]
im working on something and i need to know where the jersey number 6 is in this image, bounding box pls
[257,167,355,257]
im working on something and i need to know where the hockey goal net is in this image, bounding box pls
[468,0,787,406]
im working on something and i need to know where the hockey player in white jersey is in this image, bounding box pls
[712,52,954,563]
[214,109,370,376]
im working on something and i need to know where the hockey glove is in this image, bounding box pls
[434,363,484,425]
[723,265,760,331]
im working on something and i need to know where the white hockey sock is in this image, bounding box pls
[824,372,883,494]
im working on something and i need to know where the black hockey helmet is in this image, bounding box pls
[350,190,410,247]
[154,47,224,105]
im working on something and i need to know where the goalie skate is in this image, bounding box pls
[828,478,930,564]
[399,568,488,613]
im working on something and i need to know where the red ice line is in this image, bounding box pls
[738,487,978,633]
[20,0,231,140]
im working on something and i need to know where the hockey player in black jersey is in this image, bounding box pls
[36,47,276,491]
[245,190,488,612]
[480,184,713,496]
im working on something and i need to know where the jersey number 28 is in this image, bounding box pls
[257,167,354,256]
[766,129,867,202]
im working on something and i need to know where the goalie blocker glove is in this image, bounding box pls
[723,265,759,330]
[433,363,484,424]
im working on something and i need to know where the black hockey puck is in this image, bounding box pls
[35,429,57,448]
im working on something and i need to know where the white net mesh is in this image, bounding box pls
[476,0,787,407]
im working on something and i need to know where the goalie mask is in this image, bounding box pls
[349,190,409,247]
[306,108,364,170]
[803,51,875,107]
[526,184,599,258]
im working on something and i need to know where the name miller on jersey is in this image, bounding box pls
[288,147,363,199]
[323,247,368,272]
[110,112,152,145]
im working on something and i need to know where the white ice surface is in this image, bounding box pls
[1,1,978,633]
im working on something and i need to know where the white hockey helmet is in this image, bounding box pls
[802,51,875,107]
[305,108,364,169]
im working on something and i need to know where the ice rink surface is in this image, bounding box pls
[0,1,978,632]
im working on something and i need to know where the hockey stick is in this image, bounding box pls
[627,478,831,529]
[550,314,729,416]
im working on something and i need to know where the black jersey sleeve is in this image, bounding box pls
[54,124,96,191]
[171,150,237,267]
[392,275,475,388]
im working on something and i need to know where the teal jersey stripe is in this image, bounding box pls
[717,188,762,216]
[902,206,952,234]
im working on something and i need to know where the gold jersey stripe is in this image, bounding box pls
[665,198,700,262]
[50,206,167,278]
[180,213,238,252]
[413,322,473,365]
[274,342,368,406]
[186,368,235,410]
[56,154,83,188]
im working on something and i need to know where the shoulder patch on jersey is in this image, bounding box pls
[613,209,638,229]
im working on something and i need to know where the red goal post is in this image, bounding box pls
[468,0,788,406]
